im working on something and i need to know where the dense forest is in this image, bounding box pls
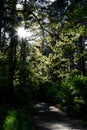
[0,0,87,129]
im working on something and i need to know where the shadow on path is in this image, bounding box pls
[34,102,86,130]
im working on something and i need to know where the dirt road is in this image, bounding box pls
[34,102,86,130]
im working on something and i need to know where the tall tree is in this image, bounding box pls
[0,0,4,51]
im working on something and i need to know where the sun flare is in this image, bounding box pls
[17,27,27,38]
[16,26,33,39]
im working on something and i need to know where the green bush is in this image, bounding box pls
[3,109,34,130]
[73,75,87,102]
[3,111,18,130]
[59,74,87,114]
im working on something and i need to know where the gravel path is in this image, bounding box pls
[34,102,86,130]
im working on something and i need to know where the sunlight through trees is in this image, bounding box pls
[0,0,87,129]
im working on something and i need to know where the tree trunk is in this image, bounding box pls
[8,0,17,106]
[0,0,4,51]
[78,36,86,75]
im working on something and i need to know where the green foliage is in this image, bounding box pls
[60,74,87,106]
[73,75,87,102]
[3,111,18,130]
[3,109,34,130]
[0,0,87,127]
[0,106,9,130]
[0,56,9,104]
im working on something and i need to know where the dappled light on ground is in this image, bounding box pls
[34,102,86,130]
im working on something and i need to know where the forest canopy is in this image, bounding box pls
[0,0,87,129]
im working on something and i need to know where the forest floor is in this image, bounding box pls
[34,102,87,130]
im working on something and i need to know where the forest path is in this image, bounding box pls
[34,102,86,130]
